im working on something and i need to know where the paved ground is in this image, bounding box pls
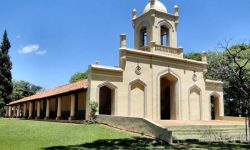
[156,120,245,126]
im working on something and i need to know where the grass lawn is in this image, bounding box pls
[0,118,249,150]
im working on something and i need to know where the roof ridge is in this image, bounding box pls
[8,79,88,105]
[46,79,88,91]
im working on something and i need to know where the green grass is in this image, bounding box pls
[0,118,134,150]
[0,118,249,150]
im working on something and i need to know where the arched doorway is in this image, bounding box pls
[160,74,178,120]
[210,94,220,120]
[99,86,114,115]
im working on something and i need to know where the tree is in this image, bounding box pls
[0,30,13,106]
[206,42,250,117]
[69,70,89,83]
[10,80,43,102]
[184,53,202,61]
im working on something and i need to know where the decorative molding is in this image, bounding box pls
[205,79,223,84]
[91,64,123,72]
[209,91,220,98]
[135,63,142,75]
[157,19,174,31]
[135,20,151,31]
[121,47,206,65]
[92,73,122,78]
[123,50,206,71]
[192,71,197,82]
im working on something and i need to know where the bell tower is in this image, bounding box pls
[132,0,183,57]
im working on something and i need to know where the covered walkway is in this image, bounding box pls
[5,80,88,121]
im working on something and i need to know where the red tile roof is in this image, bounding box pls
[8,79,88,106]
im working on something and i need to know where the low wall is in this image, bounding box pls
[218,116,245,122]
[96,115,172,144]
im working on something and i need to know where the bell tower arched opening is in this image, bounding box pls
[161,26,169,46]
[132,1,179,50]
[140,27,147,47]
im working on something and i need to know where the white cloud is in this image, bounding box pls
[18,44,39,54]
[15,35,21,39]
[36,50,47,55]
[18,44,47,55]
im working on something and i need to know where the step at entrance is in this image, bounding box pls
[166,125,246,142]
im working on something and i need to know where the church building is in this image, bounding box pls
[86,0,224,121]
[6,0,224,121]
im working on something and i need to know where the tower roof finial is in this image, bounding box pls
[143,0,167,14]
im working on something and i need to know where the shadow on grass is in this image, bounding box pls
[43,137,250,150]
[43,137,171,150]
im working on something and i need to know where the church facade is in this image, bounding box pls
[86,0,224,121]
[6,0,224,121]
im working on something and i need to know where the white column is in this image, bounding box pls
[9,106,12,118]
[23,103,27,118]
[69,94,76,120]
[36,101,41,119]
[5,106,8,118]
[56,97,62,120]
[45,99,50,120]
[17,105,21,118]
[4,106,7,117]
[28,102,32,119]
[13,105,16,118]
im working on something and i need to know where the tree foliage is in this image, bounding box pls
[184,43,250,116]
[0,30,13,105]
[184,53,202,61]
[206,42,250,116]
[69,71,89,83]
[10,80,43,102]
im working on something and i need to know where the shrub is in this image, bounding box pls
[88,101,98,123]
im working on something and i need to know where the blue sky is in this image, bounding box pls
[0,0,249,89]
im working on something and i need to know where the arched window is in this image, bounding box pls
[161,26,169,46]
[140,27,147,47]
